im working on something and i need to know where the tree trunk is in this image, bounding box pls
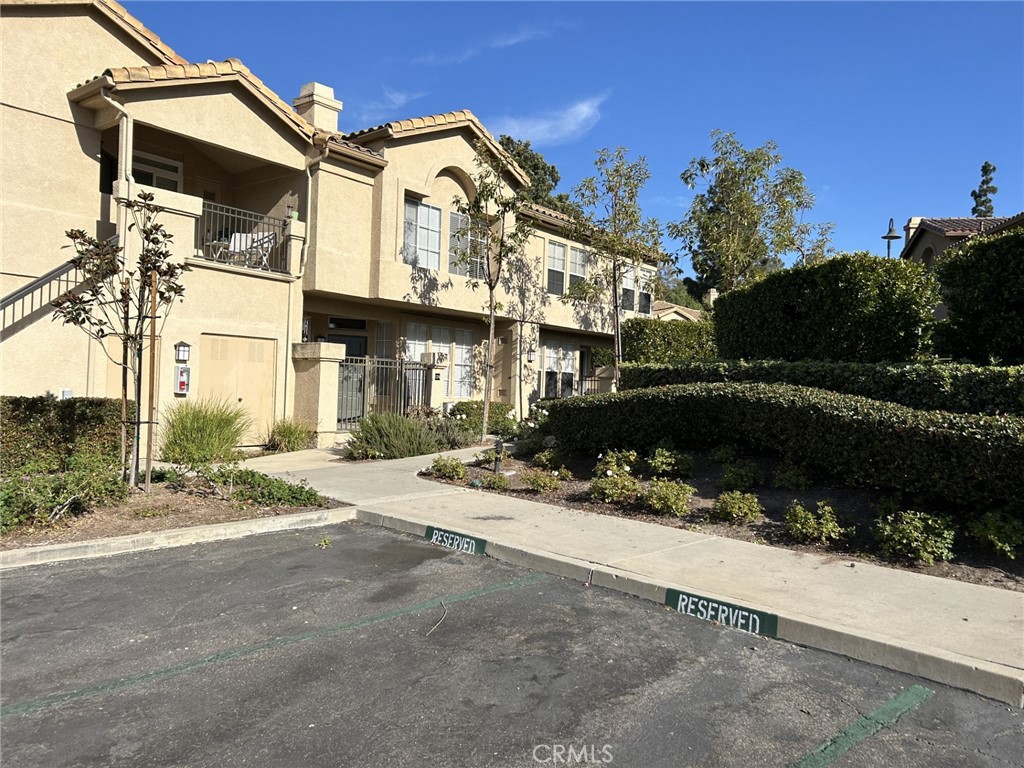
[481,293,496,444]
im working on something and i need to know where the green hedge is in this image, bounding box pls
[1,397,128,473]
[713,253,940,362]
[620,359,1024,415]
[934,228,1024,365]
[622,317,717,363]
[544,383,1024,511]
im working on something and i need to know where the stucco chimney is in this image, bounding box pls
[903,217,922,248]
[292,82,343,133]
[705,288,719,306]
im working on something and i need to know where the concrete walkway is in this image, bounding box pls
[4,447,1022,707]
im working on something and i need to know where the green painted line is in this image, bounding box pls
[424,525,487,556]
[665,587,778,638]
[1,572,547,719]
[787,684,935,768]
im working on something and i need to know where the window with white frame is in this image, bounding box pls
[638,268,655,315]
[541,341,576,399]
[403,199,441,270]
[448,211,487,279]
[375,321,394,358]
[569,246,587,289]
[547,241,566,295]
[131,151,181,192]
[402,322,475,398]
[621,265,636,312]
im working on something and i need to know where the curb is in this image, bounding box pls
[0,507,357,570]
[354,508,1024,709]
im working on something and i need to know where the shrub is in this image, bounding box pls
[477,447,513,465]
[590,474,642,503]
[710,491,764,524]
[425,418,476,450]
[622,317,717,363]
[717,459,762,491]
[1,449,127,533]
[646,447,694,478]
[713,252,940,363]
[543,382,1024,514]
[594,449,640,477]
[480,473,512,491]
[934,228,1024,365]
[532,447,564,470]
[641,479,696,516]
[874,510,955,564]
[345,413,439,460]
[773,458,811,491]
[552,466,574,481]
[213,468,324,507]
[520,468,560,493]
[968,508,1024,560]
[448,401,518,439]
[1,396,127,474]
[785,500,845,544]
[265,418,317,453]
[161,399,250,465]
[709,445,738,464]
[430,455,468,481]
[619,359,1024,416]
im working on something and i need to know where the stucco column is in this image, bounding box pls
[292,341,347,447]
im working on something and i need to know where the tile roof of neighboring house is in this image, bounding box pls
[82,60,382,163]
[345,110,528,184]
[3,0,187,65]
[653,300,703,322]
[917,217,1012,237]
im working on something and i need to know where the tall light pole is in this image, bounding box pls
[882,217,902,258]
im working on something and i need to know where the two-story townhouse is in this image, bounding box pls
[0,0,656,449]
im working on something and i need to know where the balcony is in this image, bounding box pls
[195,202,292,274]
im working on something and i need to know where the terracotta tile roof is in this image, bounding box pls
[653,300,703,322]
[345,110,527,183]
[99,59,381,162]
[917,217,1012,237]
[3,0,187,65]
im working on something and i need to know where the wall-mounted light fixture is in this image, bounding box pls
[174,341,191,364]
[527,347,536,364]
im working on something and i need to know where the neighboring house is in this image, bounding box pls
[652,300,702,323]
[899,213,1024,269]
[0,0,649,446]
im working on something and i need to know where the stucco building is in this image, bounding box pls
[1,0,655,447]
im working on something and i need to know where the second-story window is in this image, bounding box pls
[449,211,487,279]
[569,246,587,289]
[403,198,441,270]
[621,265,636,311]
[547,241,566,295]
[131,151,181,192]
[639,268,654,315]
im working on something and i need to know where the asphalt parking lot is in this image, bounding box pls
[2,523,1021,768]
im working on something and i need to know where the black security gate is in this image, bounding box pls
[337,357,432,429]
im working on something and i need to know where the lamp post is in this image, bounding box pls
[882,218,902,258]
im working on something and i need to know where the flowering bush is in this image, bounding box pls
[590,474,642,503]
[521,468,560,493]
[594,450,639,478]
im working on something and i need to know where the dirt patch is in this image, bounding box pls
[429,451,1024,593]
[0,484,345,551]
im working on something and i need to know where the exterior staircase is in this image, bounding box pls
[0,260,83,342]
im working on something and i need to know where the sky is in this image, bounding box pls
[124,1,1023,276]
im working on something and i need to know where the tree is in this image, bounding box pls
[970,161,998,217]
[53,192,189,487]
[498,135,580,216]
[669,130,834,292]
[660,274,703,310]
[566,147,665,388]
[451,140,535,441]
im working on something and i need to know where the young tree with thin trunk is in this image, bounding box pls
[451,140,535,442]
[53,191,189,487]
[564,147,664,389]
[970,161,998,217]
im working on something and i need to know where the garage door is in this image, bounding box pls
[199,334,277,444]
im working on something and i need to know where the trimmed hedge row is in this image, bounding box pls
[621,317,717,363]
[544,382,1024,511]
[619,359,1024,415]
[713,253,939,363]
[1,397,127,473]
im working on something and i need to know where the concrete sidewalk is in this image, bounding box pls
[3,447,1022,707]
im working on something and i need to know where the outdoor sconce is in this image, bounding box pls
[174,341,191,364]
[527,348,535,364]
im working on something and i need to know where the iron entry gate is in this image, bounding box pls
[337,357,432,429]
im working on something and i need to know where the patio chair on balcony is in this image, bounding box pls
[223,232,253,264]
[244,231,276,269]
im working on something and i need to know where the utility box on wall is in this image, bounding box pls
[174,365,191,396]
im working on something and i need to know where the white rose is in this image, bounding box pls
[606,469,613,477]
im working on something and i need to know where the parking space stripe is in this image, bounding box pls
[787,684,935,768]
[1,572,549,719]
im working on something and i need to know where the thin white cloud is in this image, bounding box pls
[491,27,548,49]
[411,25,549,66]
[358,86,429,124]
[412,49,479,67]
[489,95,608,147]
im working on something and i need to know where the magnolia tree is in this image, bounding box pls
[53,192,189,486]
[451,140,535,441]
[563,147,665,388]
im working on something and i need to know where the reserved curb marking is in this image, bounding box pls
[424,526,487,556]
[666,587,779,638]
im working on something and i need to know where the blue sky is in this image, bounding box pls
[125,1,1023,274]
